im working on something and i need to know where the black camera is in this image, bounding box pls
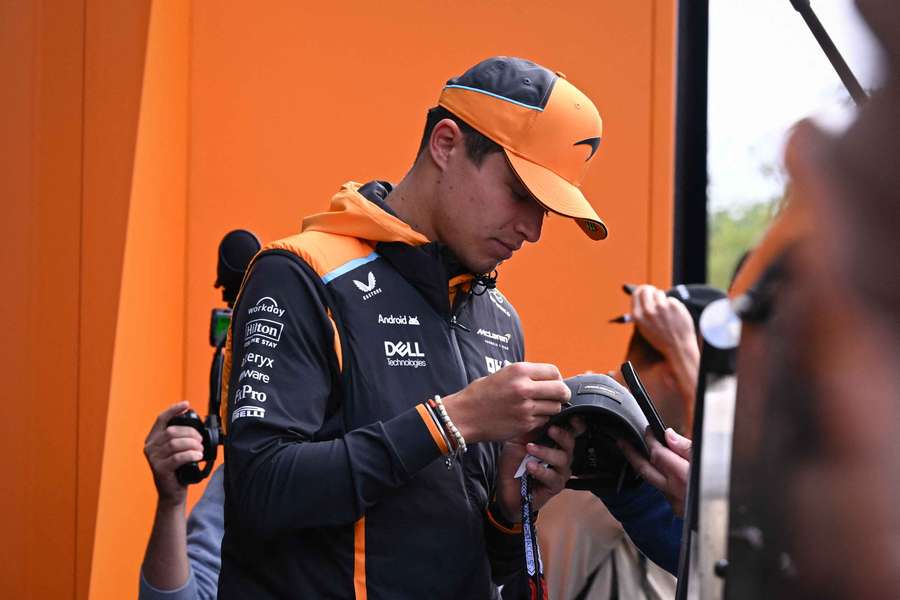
[168,229,260,486]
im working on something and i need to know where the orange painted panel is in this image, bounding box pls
[649,1,677,286]
[0,1,84,597]
[79,1,153,598]
[87,2,190,598]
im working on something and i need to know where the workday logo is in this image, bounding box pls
[353,272,383,301]
[247,296,286,318]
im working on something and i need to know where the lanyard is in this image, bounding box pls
[521,474,545,600]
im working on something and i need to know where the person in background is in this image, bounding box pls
[539,283,720,599]
[139,402,221,600]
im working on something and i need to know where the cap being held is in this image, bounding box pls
[438,56,607,240]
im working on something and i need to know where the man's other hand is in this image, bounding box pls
[495,422,582,523]
[143,401,204,509]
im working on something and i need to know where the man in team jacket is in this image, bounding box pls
[219,57,610,599]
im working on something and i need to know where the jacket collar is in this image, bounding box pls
[305,181,475,315]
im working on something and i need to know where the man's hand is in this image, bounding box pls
[631,285,698,360]
[442,362,570,444]
[619,428,692,517]
[631,285,701,429]
[143,401,204,509]
[495,424,580,523]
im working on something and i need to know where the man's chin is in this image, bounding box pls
[467,257,503,275]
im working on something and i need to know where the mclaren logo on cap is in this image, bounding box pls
[574,137,602,161]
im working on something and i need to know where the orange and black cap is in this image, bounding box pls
[438,56,607,240]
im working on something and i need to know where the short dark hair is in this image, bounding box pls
[417,106,502,166]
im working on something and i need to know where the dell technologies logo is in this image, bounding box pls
[384,340,427,368]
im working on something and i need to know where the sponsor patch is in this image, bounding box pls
[244,318,283,348]
[577,383,621,401]
[232,406,265,422]
[238,368,270,384]
[476,327,512,349]
[377,313,421,326]
[241,352,274,369]
[233,383,268,403]
[353,272,383,301]
[384,340,427,368]
[488,290,511,317]
[485,356,512,374]
[247,296,286,318]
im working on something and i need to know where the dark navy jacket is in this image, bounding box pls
[218,182,527,599]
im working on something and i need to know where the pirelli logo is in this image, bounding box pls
[232,406,265,422]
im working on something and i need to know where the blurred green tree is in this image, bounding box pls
[707,198,780,289]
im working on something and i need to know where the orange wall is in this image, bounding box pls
[78,1,154,598]
[1,1,675,597]
[88,1,190,598]
[0,1,84,597]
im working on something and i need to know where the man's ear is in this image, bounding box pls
[428,118,462,172]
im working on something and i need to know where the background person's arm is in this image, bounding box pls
[631,285,700,430]
[139,402,204,599]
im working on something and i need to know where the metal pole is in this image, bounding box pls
[789,0,868,106]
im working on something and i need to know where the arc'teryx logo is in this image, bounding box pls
[247,296,286,318]
[241,352,274,369]
[353,272,382,301]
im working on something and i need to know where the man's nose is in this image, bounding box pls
[516,201,544,243]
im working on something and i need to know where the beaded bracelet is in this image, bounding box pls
[433,395,467,456]
[423,401,455,469]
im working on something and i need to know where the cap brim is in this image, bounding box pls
[505,149,608,240]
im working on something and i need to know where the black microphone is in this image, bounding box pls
[215,229,261,308]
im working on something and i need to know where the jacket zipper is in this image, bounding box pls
[448,289,472,387]
[447,288,475,508]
